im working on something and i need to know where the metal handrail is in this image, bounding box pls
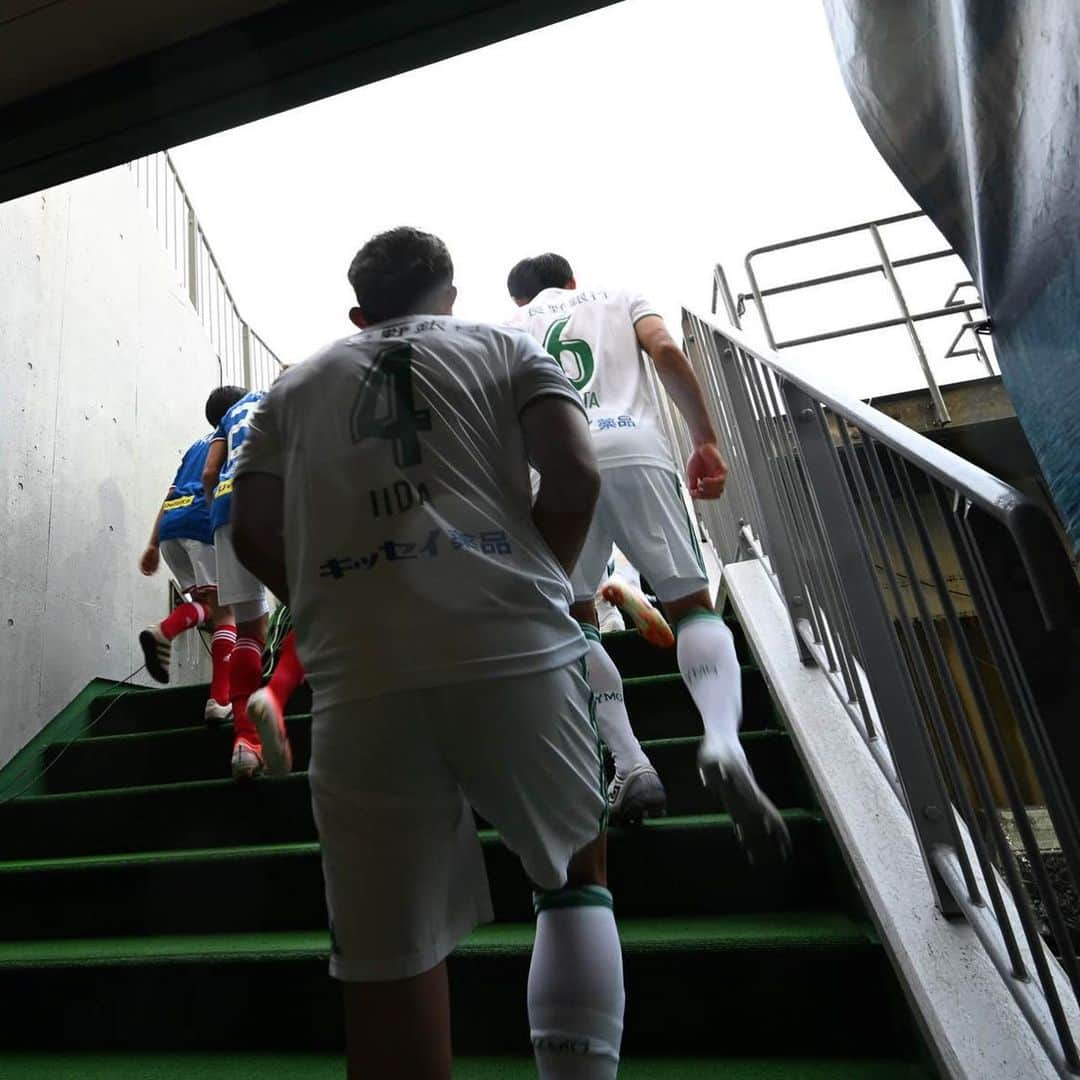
[734,211,997,426]
[128,151,283,390]
[673,304,1080,1075]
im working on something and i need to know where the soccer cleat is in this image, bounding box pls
[601,579,674,649]
[231,738,264,782]
[138,624,172,684]
[203,698,233,726]
[248,687,293,776]
[699,746,791,866]
[608,763,667,826]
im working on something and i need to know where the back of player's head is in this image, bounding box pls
[205,385,247,429]
[506,253,574,303]
[347,227,454,324]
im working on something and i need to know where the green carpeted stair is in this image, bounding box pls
[0,616,936,1076]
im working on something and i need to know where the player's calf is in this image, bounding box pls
[527,836,623,1080]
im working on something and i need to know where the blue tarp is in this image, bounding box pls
[823,0,1080,553]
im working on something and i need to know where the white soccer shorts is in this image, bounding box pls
[213,523,269,620]
[572,465,708,604]
[159,538,217,594]
[309,659,606,982]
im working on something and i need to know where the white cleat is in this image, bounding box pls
[231,739,264,782]
[596,595,626,634]
[203,699,233,726]
[601,579,674,649]
[608,763,667,826]
[138,625,172,684]
[699,746,791,866]
[248,688,293,776]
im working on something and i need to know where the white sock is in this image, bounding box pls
[676,611,744,761]
[529,888,624,1080]
[583,627,650,778]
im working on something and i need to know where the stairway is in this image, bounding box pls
[0,617,935,1078]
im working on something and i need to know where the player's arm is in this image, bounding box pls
[635,314,728,499]
[202,439,226,508]
[232,472,288,604]
[139,487,173,575]
[521,396,601,576]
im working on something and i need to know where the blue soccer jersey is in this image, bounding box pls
[158,435,214,544]
[210,390,265,532]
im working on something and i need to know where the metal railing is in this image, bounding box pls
[730,210,996,426]
[667,301,1080,1074]
[128,151,282,390]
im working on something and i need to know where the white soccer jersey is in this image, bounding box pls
[235,316,588,705]
[510,287,676,472]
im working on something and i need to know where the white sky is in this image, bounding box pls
[169,0,991,399]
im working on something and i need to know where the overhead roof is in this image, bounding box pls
[0,0,618,203]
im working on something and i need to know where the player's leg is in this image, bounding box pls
[572,508,665,825]
[442,664,624,1080]
[310,690,492,1080]
[615,466,790,864]
[187,540,236,725]
[342,965,451,1080]
[214,524,270,780]
[139,539,208,683]
[248,624,304,775]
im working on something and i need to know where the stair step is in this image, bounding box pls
[38,719,804,812]
[0,812,835,940]
[0,1054,933,1079]
[0,915,914,1056]
[82,668,777,741]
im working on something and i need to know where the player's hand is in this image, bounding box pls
[140,544,160,576]
[686,443,728,500]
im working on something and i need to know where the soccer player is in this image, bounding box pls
[508,253,790,861]
[138,387,246,722]
[202,387,271,781]
[230,227,622,1080]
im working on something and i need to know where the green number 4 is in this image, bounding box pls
[350,343,431,467]
[543,317,595,391]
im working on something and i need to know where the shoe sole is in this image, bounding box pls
[231,750,263,783]
[610,769,668,827]
[700,759,792,866]
[138,629,170,684]
[249,694,292,776]
[601,584,674,649]
[203,704,233,728]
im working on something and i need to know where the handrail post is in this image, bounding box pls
[867,224,951,425]
[781,380,963,913]
[242,324,253,390]
[186,206,199,312]
[701,327,815,665]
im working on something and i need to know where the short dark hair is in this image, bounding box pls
[205,385,246,429]
[506,252,574,302]
[347,227,454,324]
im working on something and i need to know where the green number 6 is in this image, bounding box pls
[543,317,595,391]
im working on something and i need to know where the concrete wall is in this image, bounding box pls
[1,165,219,769]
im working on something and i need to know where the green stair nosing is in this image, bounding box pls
[0,678,123,802]
[0,811,825,875]
[0,912,879,969]
[13,770,310,805]
[0,1056,933,1080]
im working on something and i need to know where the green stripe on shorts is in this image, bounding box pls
[534,885,614,915]
[578,620,602,644]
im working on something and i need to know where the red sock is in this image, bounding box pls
[159,601,206,641]
[210,625,236,707]
[267,631,305,711]
[230,636,265,746]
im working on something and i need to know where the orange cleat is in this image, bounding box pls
[600,578,675,649]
